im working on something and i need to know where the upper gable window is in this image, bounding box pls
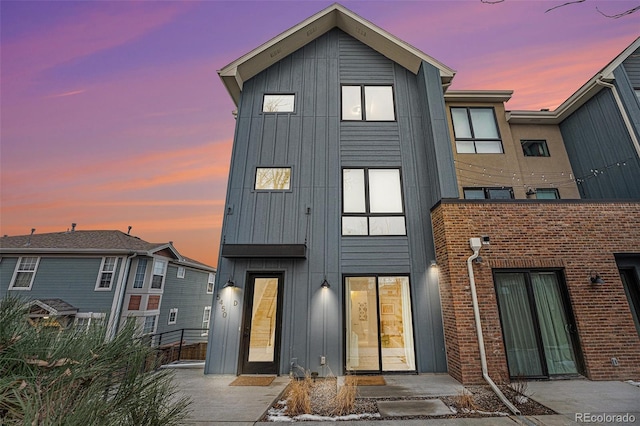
[151,259,167,289]
[9,256,40,290]
[263,94,295,113]
[451,107,503,153]
[522,140,550,157]
[342,85,395,121]
[177,266,185,279]
[95,257,117,290]
[255,167,291,190]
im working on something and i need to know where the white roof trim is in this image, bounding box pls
[218,3,455,105]
[508,36,640,124]
[445,90,513,103]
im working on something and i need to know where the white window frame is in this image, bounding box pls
[151,259,167,289]
[133,258,147,288]
[95,256,117,291]
[168,308,178,325]
[207,273,215,294]
[143,315,157,335]
[177,266,185,279]
[202,306,211,336]
[74,312,105,330]
[9,256,40,290]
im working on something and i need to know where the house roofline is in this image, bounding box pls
[445,90,513,103]
[508,36,640,125]
[218,3,456,105]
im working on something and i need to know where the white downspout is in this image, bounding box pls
[595,77,640,159]
[107,253,137,341]
[467,237,521,416]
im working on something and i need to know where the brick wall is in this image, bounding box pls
[431,200,640,384]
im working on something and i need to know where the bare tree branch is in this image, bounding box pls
[545,0,586,14]
[596,5,640,18]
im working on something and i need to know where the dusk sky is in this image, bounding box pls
[1,1,638,267]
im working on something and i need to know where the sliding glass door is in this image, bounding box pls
[345,276,416,372]
[495,271,581,378]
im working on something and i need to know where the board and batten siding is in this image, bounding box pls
[622,47,640,87]
[207,28,453,375]
[559,71,640,199]
[0,256,119,314]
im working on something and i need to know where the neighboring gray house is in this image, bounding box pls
[207,4,457,376]
[0,228,216,341]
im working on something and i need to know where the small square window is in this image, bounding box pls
[522,140,550,157]
[255,167,291,190]
[263,94,295,112]
[536,188,560,199]
[177,266,185,279]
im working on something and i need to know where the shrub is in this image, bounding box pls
[0,296,191,425]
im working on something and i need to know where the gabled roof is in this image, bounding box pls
[508,36,640,124]
[0,230,216,272]
[218,3,456,105]
[29,299,78,317]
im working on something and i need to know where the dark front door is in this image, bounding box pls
[239,273,284,374]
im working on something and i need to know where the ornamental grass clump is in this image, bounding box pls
[0,295,191,426]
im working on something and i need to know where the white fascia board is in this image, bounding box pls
[218,4,456,106]
[444,90,513,103]
[0,248,143,255]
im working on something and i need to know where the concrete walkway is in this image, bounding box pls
[171,368,640,425]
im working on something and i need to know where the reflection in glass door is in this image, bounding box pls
[346,276,416,372]
[495,271,580,378]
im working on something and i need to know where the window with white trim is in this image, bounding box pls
[202,306,211,336]
[9,257,40,290]
[451,107,503,153]
[342,85,395,121]
[143,315,157,335]
[207,273,215,294]
[133,259,147,288]
[151,259,166,289]
[168,308,178,325]
[342,168,406,236]
[262,94,295,112]
[74,313,105,330]
[177,266,185,279]
[95,257,117,290]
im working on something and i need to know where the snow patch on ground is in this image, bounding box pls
[626,380,640,387]
[266,401,381,422]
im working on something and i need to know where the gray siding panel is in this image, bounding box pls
[622,47,640,86]
[560,81,640,199]
[207,28,449,375]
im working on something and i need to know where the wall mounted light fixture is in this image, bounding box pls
[589,272,604,285]
[430,260,438,268]
[321,277,330,289]
[224,277,235,288]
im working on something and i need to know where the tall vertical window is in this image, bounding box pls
[151,259,166,289]
[168,308,178,325]
[620,268,640,337]
[133,259,147,288]
[207,273,215,294]
[202,306,212,336]
[177,266,185,279]
[143,315,157,334]
[342,168,406,236]
[342,85,395,121]
[451,107,503,153]
[9,257,40,290]
[96,257,117,290]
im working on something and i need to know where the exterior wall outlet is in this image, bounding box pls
[320,356,326,365]
[611,357,619,366]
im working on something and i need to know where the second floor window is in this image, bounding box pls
[342,168,406,236]
[451,107,503,153]
[255,167,291,190]
[522,140,550,157]
[464,187,514,199]
[342,85,395,121]
[263,94,295,112]
[151,259,166,289]
[96,257,117,290]
[133,259,147,288]
[9,257,39,290]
